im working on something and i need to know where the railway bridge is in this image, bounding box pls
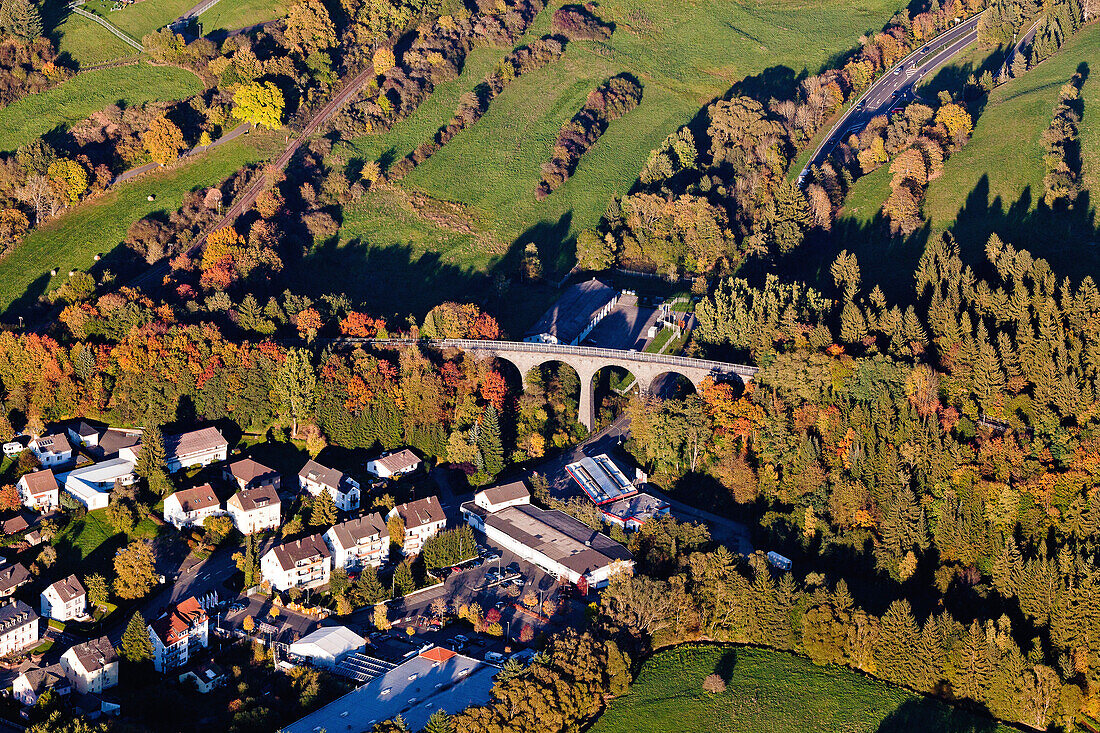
[328,338,758,432]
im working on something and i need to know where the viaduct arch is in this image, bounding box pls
[329,338,758,433]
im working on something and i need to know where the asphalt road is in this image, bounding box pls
[798,12,984,181]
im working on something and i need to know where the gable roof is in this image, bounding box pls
[298,459,348,492]
[88,428,142,461]
[229,484,280,513]
[167,484,220,514]
[46,574,85,603]
[1,514,28,534]
[165,427,227,461]
[18,663,66,695]
[149,597,207,647]
[31,433,72,455]
[395,496,446,530]
[270,534,331,571]
[228,458,277,484]
[70,421,99,439]
[328,513,388,549]
[371,449,420,474]
[19,469,57,496]
[290,626,364,657]
[479,481,529,507]
[0,563,30,593]
[525,278,617,343]
[66,636,117,673]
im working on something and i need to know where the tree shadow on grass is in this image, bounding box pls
[876,697,1000,733]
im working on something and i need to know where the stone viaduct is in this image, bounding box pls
[330,338,758,432]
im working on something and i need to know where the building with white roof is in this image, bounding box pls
[164,427,228,473]
[282,647,495,733]
[365,449,421,478]
[58,458,137,511]
[565,454,637,505]
[287,626,364,669]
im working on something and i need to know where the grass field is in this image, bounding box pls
[0,63,202,152]
[0,131,280,316]
[198,0,288,33]
[591,645,1015,733]
[808,23,1100,302]
[54,12,141,66]
[83,0,196,40]
[329,0,911,324]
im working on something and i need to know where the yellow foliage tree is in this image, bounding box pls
[142,117,187,166]
[46,159,88,203]
[373,47,395,74]
[936,103,973,143]
[233,81,285,130]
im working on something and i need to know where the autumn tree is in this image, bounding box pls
[85,574,108,608]
[233,82,285,130]
[373,47,396,74]
[46,159,88,203]
[0,484,19,512]
[284,0,336,53]
[113,541,158,600]
[135,425,172,496]
[121,612,153,662]
[141,117,186,166]
[936,103,973,143]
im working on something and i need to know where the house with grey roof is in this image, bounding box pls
[523,278,619,345]
[164,427,228,473]
[323,513,389,570]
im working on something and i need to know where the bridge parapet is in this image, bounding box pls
[330,338,758,431]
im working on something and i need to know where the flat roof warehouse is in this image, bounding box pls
[565,455,636,505]
[281,649,496,733]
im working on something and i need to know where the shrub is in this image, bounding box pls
[702,673,726,693]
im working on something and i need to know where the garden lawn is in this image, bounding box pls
[198,0,289,33]
[0,131,280,316]
[55,12,141,67]
[0,63,203,152]
[591,645,1015,733]
[403,0,916,275]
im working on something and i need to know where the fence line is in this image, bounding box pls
[69,6,145,51]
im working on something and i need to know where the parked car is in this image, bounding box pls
[484,553,501,563]
[454,634,469,644]
[505,562,520,574]
[484,651,506,664]
[450,565,464,574]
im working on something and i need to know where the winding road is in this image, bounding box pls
[798,12,984,182]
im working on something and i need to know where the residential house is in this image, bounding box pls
[0,600,39,656]
[365,449,421,479]
[60,636,118,695]
[178,661,226,693]
[148,597,209,673]
[388,497,446,555]
[162,485,223,529]
[226,485,281,535]
[12,663,69,706]
[28,433,73,468]
[59,458,137,511]
[16,469,58,512]
[66,422,100,449]
[260,534,332,591]
[298,459,360,512]
[0,563,31,598]
[41,575,86,622]
[86,428,142,462]
[323,513,389,571]
[224,458,281,492]
[164,427,228,473]
[1,514,28,535]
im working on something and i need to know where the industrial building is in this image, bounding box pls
[461,483,633,589]
[523,278,619,346]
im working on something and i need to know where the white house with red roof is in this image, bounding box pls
[16,470,58,512]
[148,597,208,673]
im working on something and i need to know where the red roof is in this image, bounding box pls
[150,597,207,646]
[419,646,456,663]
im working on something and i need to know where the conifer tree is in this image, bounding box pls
[310,489,337,527]
[478,404,503,477]
[121,612,153,663]
[0,0,42,43]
